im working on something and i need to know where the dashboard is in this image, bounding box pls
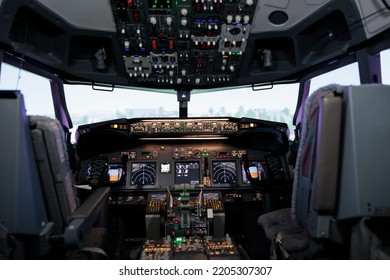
[75,117,291,191]
[75,117,292,258]
[78,142,285,190]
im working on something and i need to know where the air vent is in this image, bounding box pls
[268,11,289,25]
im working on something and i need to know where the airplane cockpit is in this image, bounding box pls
[1,0,390,261]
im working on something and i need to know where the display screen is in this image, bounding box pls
[175,161,200,185]
[160,162,171,173]
[203,192,220,200]
[212,161,237,184]
[241,161,267,183]
[131,162,156,187]
[150,193,167,201]
[108,165,124,183]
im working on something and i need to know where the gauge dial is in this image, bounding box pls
[212,161,237,184]
[131,162,156,187]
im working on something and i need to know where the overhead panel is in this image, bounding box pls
[110,0,258,89]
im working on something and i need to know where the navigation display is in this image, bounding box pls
[212,161,237,184]
[175,161,200,185]
[241,161,267,183]
[131,162,157,187]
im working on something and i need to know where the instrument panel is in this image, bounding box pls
[78,141,288,190]
[76,117,290,191]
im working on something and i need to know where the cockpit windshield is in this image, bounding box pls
[64,83,299,141]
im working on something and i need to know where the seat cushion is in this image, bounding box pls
[257,208,295,240]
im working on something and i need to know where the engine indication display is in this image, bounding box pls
[175,161,200,185]
[131,162,157,187]
[212,161,237,185]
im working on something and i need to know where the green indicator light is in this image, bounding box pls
[175,237,183,244]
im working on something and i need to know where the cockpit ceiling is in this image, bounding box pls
[0,0,389,90]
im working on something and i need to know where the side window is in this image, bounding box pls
[381,49,390,84]
[0,63,55,117]
[309,62,360,93]
[310,49,389,91]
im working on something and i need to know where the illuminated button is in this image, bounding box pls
[227,15,233,24]
[124,41,130,51]
[244,15,250,24]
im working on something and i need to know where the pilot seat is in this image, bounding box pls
[0,91,109,259]
[258,84,390,259]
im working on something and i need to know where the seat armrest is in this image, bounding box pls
[64,187,110,248]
